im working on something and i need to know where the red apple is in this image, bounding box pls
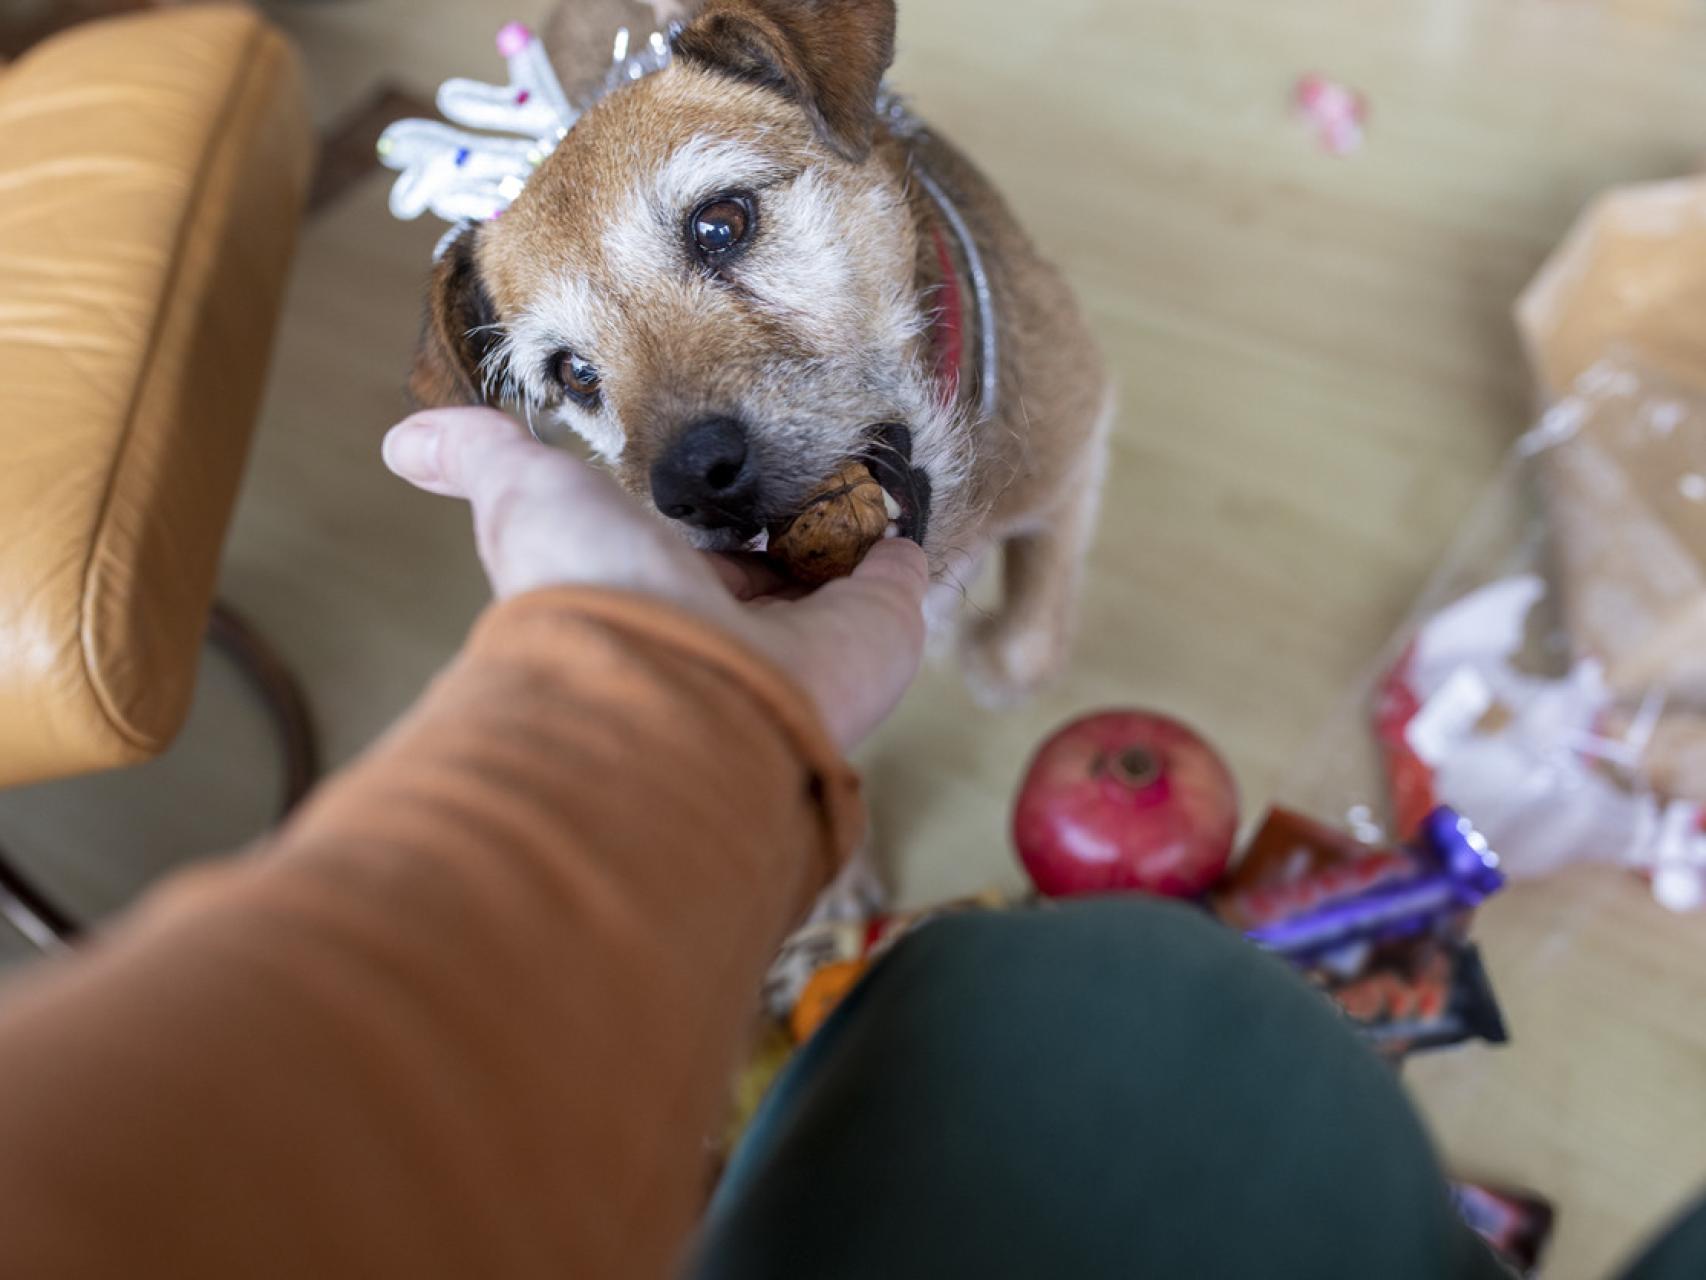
[1013,710,1239,899]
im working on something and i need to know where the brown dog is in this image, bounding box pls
[409,0,1109,705]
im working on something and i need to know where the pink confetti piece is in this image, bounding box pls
[1295,73,1368,156]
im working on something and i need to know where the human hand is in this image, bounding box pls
[383,407,929,752]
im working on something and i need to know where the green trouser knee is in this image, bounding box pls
[691,897,1510,1279]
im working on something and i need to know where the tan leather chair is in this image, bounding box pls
[0,6,316,943]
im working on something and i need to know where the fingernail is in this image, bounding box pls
[383,419,441,481]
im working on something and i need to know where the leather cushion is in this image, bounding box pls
[0,7,313,787]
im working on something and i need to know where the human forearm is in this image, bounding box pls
[0,588,859,1279]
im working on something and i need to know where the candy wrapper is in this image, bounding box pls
[725,890,1025,1155]
[1450,1181,1556,1277]
[762,888,1022,1029]
[1319,940,1507,1062]
[1217,807,1510,1060]
[1223,806,1503,962]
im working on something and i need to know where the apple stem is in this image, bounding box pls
[1111,747,1163,790]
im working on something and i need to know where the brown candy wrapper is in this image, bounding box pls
[1222,805,1381,890]
[1315,941,1507,1061]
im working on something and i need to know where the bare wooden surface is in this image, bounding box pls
[4,0,1706,1271]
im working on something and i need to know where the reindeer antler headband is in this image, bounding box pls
[377,21,677,257]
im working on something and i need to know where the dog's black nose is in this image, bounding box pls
[650,417,759,530]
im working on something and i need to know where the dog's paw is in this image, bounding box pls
[959,615,1065,709]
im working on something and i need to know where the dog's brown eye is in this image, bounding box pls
[553,351,600,402]
[691,196,753,259]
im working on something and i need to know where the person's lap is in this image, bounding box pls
[692,897,1510,1279]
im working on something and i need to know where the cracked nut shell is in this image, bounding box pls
[768,461,890,586]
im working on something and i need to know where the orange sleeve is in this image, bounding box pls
[0,589,862,1280]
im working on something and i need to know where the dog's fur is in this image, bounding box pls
[410,0,1108,704]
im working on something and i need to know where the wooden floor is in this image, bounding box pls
[5,0,1706,1272]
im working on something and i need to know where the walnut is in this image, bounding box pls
[768,461,892,586]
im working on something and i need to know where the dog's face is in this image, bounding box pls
[413,0,958,554]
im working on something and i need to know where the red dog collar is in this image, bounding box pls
[929,221,966,410]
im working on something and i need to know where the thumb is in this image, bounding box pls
[814,538,931,650]
[764,538,930,750]
[382,407,543,502]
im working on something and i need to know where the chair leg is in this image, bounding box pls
[0,854,76,951]
[0,600,320,950]
[207,602,321,819]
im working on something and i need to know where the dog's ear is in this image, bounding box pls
[408,226,502,409]
[673,0,897,162]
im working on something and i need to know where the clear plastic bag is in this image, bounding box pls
[1285,354,1706,911]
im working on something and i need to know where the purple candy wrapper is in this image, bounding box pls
[1246,808,1503,960]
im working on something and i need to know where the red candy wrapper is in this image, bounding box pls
[1375,643,1441,842]
[1450,1180,1555,1277]
[1216,847,1419,933]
